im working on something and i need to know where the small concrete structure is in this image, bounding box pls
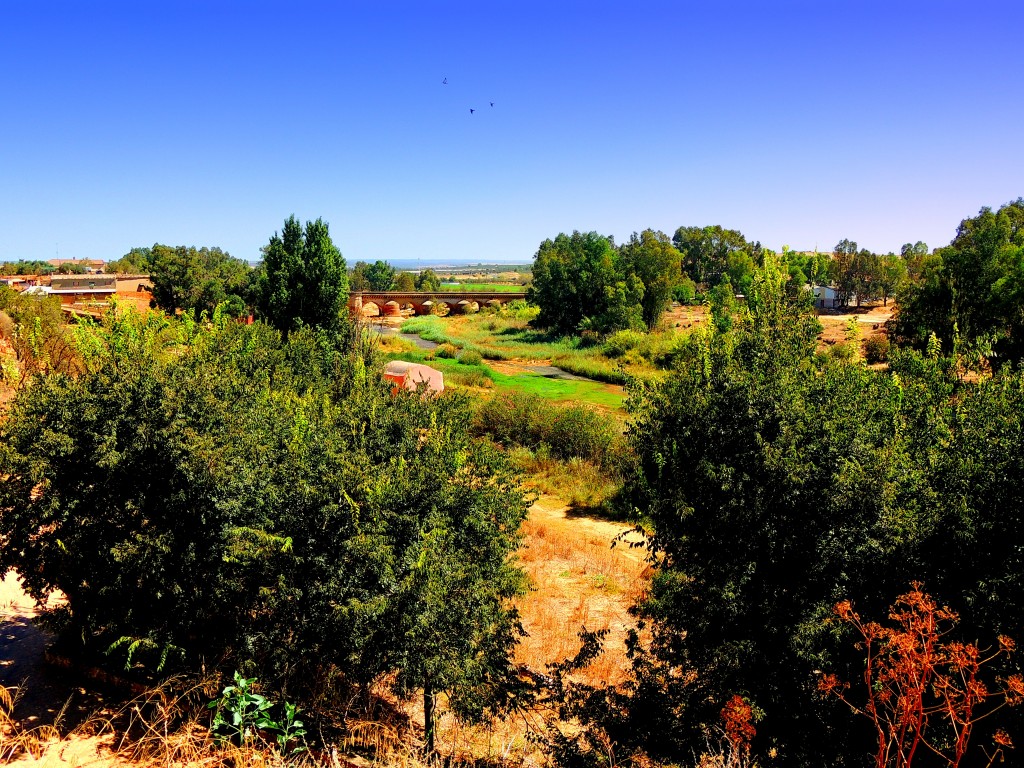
[383,361,445,395]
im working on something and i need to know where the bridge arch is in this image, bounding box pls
[348,290,527,317]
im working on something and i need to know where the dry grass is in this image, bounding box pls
[1,684,63,764]
[514,497,649,688]
[2,675,327,768]
[507,449,619,510]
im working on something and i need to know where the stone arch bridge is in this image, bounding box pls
[349,291,527,317]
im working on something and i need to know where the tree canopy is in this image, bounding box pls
[596,253,1024,766]
[892,199,1024,362]
[415,269,442,292]
[253,215,350,335]
[672,225,761,286]
[619,230,681,329]
[148,244,251,317]
[106,247,154,274]
[529,231,672,334]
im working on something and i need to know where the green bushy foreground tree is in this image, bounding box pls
[544,255,1024,767]
[0,308,529,751]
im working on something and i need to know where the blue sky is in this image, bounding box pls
[1,1,1021,266]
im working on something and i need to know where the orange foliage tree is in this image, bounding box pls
[819,583,1024,768]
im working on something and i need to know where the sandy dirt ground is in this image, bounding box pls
[1,572,74,727]
[1,573,126,767]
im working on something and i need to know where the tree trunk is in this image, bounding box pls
[423,682,436,757]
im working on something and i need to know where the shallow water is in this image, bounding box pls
[522,364,594,381]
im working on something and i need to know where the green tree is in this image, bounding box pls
[150,245,251,317]
[254,215,350,335]
[0,260,56,276]
[107,247,154,274]
[726,250,756,296]
[672,225,758,286]
[394,271,416,291]
[0,309,529,748]
[528,231,639,334]
[900,240,930,282]
[620,257,937,764]
[349,260,371,291]
[415,269,442,292]
[830,238,859,306]
[877,253,908,306]
[364,260,396,291]
[852,248,880,306]
[619,230,681,330]
[892,200,1024,361]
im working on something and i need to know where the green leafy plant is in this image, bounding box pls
[208,671,307,753]
[209,671,276,745]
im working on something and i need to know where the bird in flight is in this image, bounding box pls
[469,108,475,114]
[490,102,494,107]
[442,77,447,84]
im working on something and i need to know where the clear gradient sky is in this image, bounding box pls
[1,1,1021,266]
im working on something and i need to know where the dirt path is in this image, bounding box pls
[1,573,109,737]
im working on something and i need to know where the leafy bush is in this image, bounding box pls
[827,340,857,362]
[0,312,531,742]
[500,299,536,321]
[864,334,890,363]
[602,330,648,359]
[616,256,1024,765]
[472,390,620,468]
[673,276,697,304]
[435,342,460,359]
[457,349,483,366]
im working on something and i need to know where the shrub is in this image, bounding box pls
[864,334,890,364]
[472,390,620,468]
[435,342,460,359]
[548,406,618,467]
[499,300,536,321]
[0,315,530,743]
[602,330,648,359]
[673,277,697,305]
[827,341,857,363]
[457,349,483,366]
